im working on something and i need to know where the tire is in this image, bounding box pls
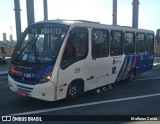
[67,82,82,99]
[127,70,135,81]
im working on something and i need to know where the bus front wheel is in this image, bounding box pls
[67,82,82,99]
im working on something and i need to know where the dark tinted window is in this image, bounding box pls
[110,31,123,56]
[146,34,154,52]
[124,32,135,54]
[61,27,88,69]
[136,33,145,53]
[12,23,69,64]
[92,29,109,58]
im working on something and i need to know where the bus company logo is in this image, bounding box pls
[113,60,121,65]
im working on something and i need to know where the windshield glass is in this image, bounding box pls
[12,23,69,64]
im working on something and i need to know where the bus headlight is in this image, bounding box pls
[40,74,52,83]
[44,75,51,81]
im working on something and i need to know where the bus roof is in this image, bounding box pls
[34,20,154,34]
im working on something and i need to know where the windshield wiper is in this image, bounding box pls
[13,41,31,62]
[34,45,40,63]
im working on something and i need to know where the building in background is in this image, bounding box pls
[3,33,7,41]
[10,35,13,42]
[0,32,17,57]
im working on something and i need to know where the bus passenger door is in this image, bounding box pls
[91,29,110,88]
[57,27,89,99]
[89,57,110,88]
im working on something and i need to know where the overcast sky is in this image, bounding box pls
[0,0,160,40]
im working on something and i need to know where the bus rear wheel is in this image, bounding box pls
[127,69,135,81]
[67,82,82,99]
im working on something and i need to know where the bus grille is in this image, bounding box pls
[11,75,38,85]
[17,85,34,95]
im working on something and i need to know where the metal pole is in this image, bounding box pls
[158,44,160,62]
[132,0,140,28]
[158,30,160,62]
[113,0,117,25]
[26,0,35,26]
[43,0,48,20]
[14,0,22,40]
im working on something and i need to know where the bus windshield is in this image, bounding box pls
[12,23,69,64]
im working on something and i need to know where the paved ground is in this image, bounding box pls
[0,63,8,71]
[0,57,10,76]
[1,67,160,124]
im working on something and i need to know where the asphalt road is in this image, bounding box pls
[1,67,160,123]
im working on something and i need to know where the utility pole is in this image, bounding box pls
[113,0,117,25]
[14,0,22,40]
[43,0,48,20]
[26,0,35,26]
[132,0,140,28]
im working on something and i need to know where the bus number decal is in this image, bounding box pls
[24,73,32,78]
[74,68,80,74]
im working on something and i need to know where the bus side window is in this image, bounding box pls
[92,29,109,58]
[124,32,135,54]
[61,27,88,69]
[63,34,76,59]
[136,33,145,53]
[146,34,154,52]
[110,31,123,56]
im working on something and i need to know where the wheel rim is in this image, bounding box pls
[130,73,134,80]
[129,71,134,81]
[68,85,77,97]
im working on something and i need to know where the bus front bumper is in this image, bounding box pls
[8,75,56,101]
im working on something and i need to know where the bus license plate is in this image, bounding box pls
[18,91,27,96]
